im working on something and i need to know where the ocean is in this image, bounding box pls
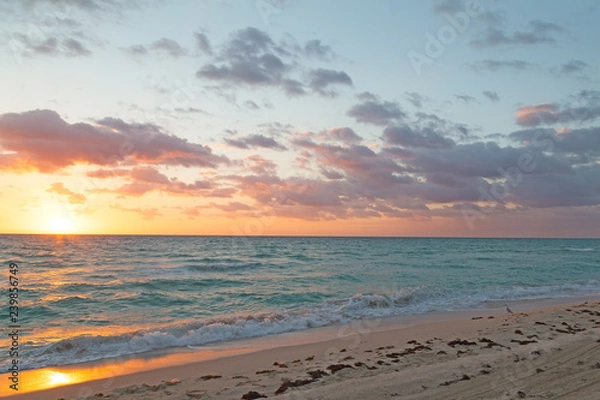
[1,235,599,371]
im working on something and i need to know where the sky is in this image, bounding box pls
[0,0,599,237]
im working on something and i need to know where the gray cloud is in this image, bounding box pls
[347,96,405,126]
[470,20,564,48]
[150,38,187,57]
[224,134,287,151]
[194,31,212,55]
[196,27,351,97]
[304,39,334,61]
[307,68,353,96]
[470,59,538,72]
[405,92,426,108]
[482,90,500,102]
[123,38,187,58]
[455,94,477,103]
[383,125,455,149]
[10,33,92,57]
[551,59,590,77]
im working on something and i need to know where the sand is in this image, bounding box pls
[4,299,600,400]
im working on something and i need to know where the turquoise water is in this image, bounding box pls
[1,235,599,370]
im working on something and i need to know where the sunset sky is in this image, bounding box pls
[1,0,599,236]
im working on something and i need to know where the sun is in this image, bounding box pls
[48,216,75,234]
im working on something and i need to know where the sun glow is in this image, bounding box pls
[47,371,72,386]
[48,216,75,234]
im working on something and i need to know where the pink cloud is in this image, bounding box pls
[516,104,560,126]
[0,109,228,173]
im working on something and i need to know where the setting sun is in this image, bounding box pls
[48,216,74,234]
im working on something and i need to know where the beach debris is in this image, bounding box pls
[407,340,419,344]
[340,355,354,361]
[256,369,276,374]
[478,337,507,348]
[471,316,483,320]
[536,368,545,373]
[305,355,315,361]
[307,369,329,379]
[241,391,267,399]
[517,391,526,398]
[326,363,354,374]
[340,348,347,352]
[510,339,538,345]
[592,362,600,369]
[274,378,314,395]
[167,378,181,385]
[186,389,208,399]
[232,375,249,379]
[291,359,301,363]
[535,321,547,325]
[386,344,432,358]
[199,374,222,381]
[447,338,477,347]
[439,374,471,386]
[515,329,524,335]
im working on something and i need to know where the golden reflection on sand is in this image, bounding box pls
[0,346,256,397]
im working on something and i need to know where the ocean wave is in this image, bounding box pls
[567,247,594,252]
[13,281,600,371]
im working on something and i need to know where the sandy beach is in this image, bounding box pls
[4,298,600,400]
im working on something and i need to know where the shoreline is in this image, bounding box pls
[3,294,600,399]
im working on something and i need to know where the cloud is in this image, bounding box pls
[229,117,600,222]
[470,20,564,48]
[307,68,353,96]
[550,59,590,77]
[46,182,87,204]
[304,39,335,61]
[195,27,350,97]
[455,94,477,103]
[122,38,187,58]
[224,134,287,150]
[10,34,92,57]
[469,59,538,72]
[347,96,405,126]
[383,125,455,149]
[2,0,152,58]
[482,91,500,102]
[89,166,232,198]
[110,204,162,220]
[432,0,464,14]
[241,154,278,174]
[516,102,600,127]
[150,38,187,57]
[510,127,600,157]
[510,165,600,208]
[327,127,362,144]
[194,31,212,55]
[405,92,426,108]
[0,109,227,172]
